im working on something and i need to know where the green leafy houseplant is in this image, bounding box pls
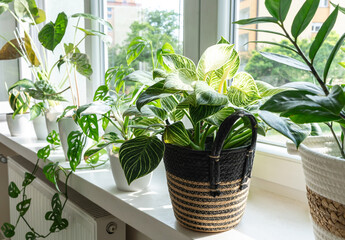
[1,0,112,115]
[8,88,31,118]
[235,0,345,156]
[236,1,345,239]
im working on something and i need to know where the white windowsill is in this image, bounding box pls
[0,119,313,240]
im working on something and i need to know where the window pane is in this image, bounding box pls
[234,0,345,145]
[105,0,184,70]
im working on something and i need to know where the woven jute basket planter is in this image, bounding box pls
[287,136,345,240]
[163,111,257,233]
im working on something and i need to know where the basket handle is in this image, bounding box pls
[209,110,257,196]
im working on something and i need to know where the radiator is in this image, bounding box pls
[7,157,126,240]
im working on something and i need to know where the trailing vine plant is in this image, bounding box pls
[1,129,106,239]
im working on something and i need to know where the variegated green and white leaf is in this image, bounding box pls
[163,121,190,146]
[147,105,167,121]
[162,53,196,72]
[205,48,240,92]
[228,72,261,107]
[256,80,288,97]
[192,81,228,106]
[160,95,183,112]
[190,105,225,124]
[164,68,197,91]
[119,135,164,185]
[132,117,164,136]
[196,44,235,82]
[205,107,235,126]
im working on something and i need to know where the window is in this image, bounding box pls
[239,7,250,20]
[312,22,323,32]
[319,0,329,7]
[233,0,345,145]
[238,34,248,52]
[105,0,184,70]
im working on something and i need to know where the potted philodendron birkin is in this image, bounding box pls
[236,0,345,239]
[84,35,307,232]
[6,88,32,136]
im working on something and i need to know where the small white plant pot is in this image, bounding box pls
[58,117,80,160]
[45,105,63,134]
[107,145,152,192]
[33,115,48,140]
[6,113,32,137]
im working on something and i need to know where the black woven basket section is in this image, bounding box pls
[163,110,257,233]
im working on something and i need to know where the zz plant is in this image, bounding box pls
[235,0,345,157]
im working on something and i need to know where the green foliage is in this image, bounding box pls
[108,10,182,69]
[8,89,31,117]
[245,32,345,86]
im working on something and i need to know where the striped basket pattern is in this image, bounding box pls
[287,136,345,240]
[163,111,257,233]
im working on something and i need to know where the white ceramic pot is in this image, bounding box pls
[58,117,80,160]
[287,136,345,240]
[6,113,32,137]
[33,114,48,140]
[107,145,152,192]
[45,105,63,134]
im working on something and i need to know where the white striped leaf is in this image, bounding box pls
[164,68,196,91]
[163,53,196,72]
[228,72,261,107]
[119,136,164,185]
[205,107,235,126]
[190,105,225,124]
[196,44,235,85]
[163,121,190,146]
[193,81,228,106]
[205,47,240,92]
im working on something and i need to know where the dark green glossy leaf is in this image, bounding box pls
[190,105,224,124]
[16,199,31,216]
[311,123,322,136]
[126,36,147,65]
[49,218,68,232]
[160,95,180,112]
[22,172,35,187]
[331,2,345,14]
[1,222,15,238]
[260,52,310,71]
[265,0,292,22]
[259,111,310,147]
[163,121,190,146]
[71,13,112,30]
[206,107,235,126]
[233,16,278,25]
[309,6,338,61]
[46,130,61,146]
[67,131,86,171]
[38,12,68,51]
[78,114,99,141]
[256,80,287,97]
[43,162,59,184]
[281,81,323,95]
[324,33,345,81]
[37,145,50,160]
[147,105,167,121]
[119,135,164,185]
[93,85,108,101]
[70,53,93,78]
[291,0,320,38]
[8,181,20,198]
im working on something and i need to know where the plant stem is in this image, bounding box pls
[279,23,329,95]
[149,41,155,70]
[326,123,345,158]
[194,122,200,146]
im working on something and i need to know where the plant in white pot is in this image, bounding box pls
[6,88,32,136]
[236,1,345,239]
[0,0,111,136]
